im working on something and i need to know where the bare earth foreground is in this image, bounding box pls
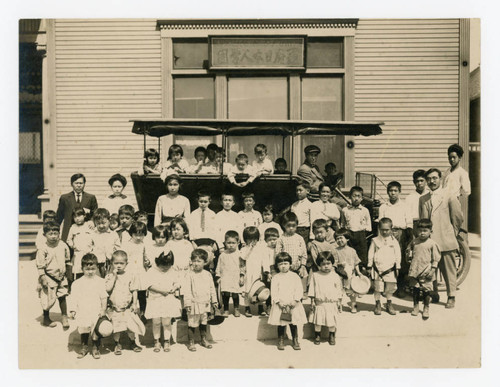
[19,235,480,369]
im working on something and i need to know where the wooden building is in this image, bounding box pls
[22,18,471,217]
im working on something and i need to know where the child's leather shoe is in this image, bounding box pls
[42,317,57,328]
[77,345,89,359]
[277,337,285,351]
[445,297,455,309]
[153,341,161,352]
[188,340,196,352]
[200,337,213,349]
[386,300,396,315]
[163,341,170,352]
[328,332,336,346]
[374,300,382,315]
[61,315,70,330]
[422,305,430,320]
[292,337,301,350]
[91,345,100,359]
[411,305,419,316]
[114,343,122,355]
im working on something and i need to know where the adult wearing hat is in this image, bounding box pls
[297,145,324,199]
[419,168,463,309]
[56,173,98,242]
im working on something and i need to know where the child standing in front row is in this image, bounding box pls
[183,249,218,352]
[36,221,71,329]
[407,219,441,320]
[341,186,371,272]
[240,227,269,317]
[105,250,142,355]
[367,218,401,316]
[144,251,182,352]
[332,228,362,313]
[215,230,244,317]
[268,252,307,351]
[308,251,343,346]
[69,253,108,359]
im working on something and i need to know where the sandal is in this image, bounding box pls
[153,341,161,353]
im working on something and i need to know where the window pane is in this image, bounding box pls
[302,77,343,120]
[173,77,215,119]
[173,39,208,69]
[301,135,345,176]
[227,77,289,165]
[307,38,343,68]
[19,132,41,164]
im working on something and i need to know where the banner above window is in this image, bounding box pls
[209,36,305,70]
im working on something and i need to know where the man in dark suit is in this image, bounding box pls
[56,173,98,242]
[297,145,324,200]
[419,168,463,309]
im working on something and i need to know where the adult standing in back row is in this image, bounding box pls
[419,168,463,309]
[56,173,98,242]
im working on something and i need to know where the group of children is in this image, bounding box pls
[34,143,470,358]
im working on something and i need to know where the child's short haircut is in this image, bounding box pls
[243,226,260,244]
[43,221,60,234]
[335,228,351,240]
[378,217,393,228]
[221,193,234,201]
[349,186,363,196]
[241,191,255,200]
[447,143,464,158]
[42,210,56,221]
[254,144,267,155]
[194,146,207,157]
[318,182,332,193]
[264,227,280,241]
[155,250,174,268]
[112,250,128,262]
[417,218,433,230]
[235,153,249,163]
[81,253,98,268]
[207,143,219,153]
[93,208,111,222]
[129,221,148,236]
[72,208,86,219]
[164,174,181,186]
[316,251,335,267]
[108,173,127,188]
[170,217,189,235]
[325,162,337,171]
[168,144,184,158]
[425,168,442,178]
[133,210,149,222]
[275,158,287,168]
[144,148,160,162]
[413,169,426,181]
[262,204,274,215]
[191,248,208,262]
[312,218,328,231]
[70,173,86,184]
[118,204,135,217]
[275,252,292,265]
[224,230,240,242]
[280,211,298,226]
[197,190,211,200]
[296,180,311,191]
[152,225,169,240]
[387,181,402,192]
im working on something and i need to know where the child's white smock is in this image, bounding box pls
[144,266,182,319]
[70,275,107,333]
[268,271,307,326]
[307,271,342,328]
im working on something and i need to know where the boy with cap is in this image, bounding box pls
[297,145,324,200]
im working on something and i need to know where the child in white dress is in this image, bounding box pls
[240,227,270,317]
[165,218,193,274]
[66,208,94,279]
[69,253,108,359]
[215,231,244,317]
[308,251,343,346]
[268,252,307,351]
[258,204,282,240]
[144,251,182,352]
[182,249,218,352]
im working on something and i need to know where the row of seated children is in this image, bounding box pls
[36,207,439,359]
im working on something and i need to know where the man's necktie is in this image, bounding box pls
[76,193,81,203]
[201,209,205,232]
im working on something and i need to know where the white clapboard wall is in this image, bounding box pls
[54,19,161,208]
[354,19,460,199]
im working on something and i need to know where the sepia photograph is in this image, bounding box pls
[16,11,484,373]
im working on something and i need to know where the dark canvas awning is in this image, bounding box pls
[131,119,383,137]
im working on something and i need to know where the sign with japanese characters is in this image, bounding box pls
[209,36,305,69]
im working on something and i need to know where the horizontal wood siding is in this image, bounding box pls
[54,19,161,208]
[354,19,460,199]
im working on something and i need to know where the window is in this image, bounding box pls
[306,38,343,68]
[302,77,343,121]
[173,39,208,69]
